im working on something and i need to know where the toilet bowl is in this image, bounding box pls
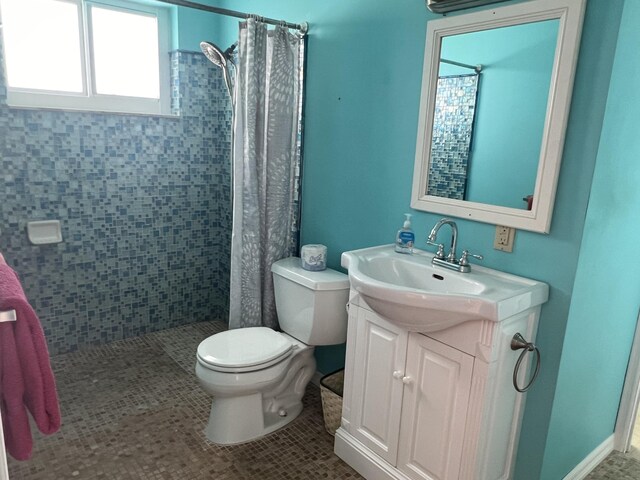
[195,257,349,445]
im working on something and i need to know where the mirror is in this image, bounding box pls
[430,20,559,208]
[411,0,586,233]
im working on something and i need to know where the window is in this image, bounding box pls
[0,0,171,115]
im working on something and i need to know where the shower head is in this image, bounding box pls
[200,41,237,98]
[200,41,236,69]
[200,41,225,68]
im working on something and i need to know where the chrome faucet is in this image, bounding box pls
[428,218,458,262]
[427,218,483,273]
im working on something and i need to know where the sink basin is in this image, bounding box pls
[341,245,549,332]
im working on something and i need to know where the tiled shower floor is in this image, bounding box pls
[7,321,361,480]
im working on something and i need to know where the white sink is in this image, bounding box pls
[341,245,549,332]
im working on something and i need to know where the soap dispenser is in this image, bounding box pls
[395,214,415,254]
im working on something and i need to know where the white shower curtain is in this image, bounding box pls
[229,19,305,329]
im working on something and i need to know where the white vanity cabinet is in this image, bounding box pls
[397,332,474,480]
[348,306,408,465]
[336,294,542,480]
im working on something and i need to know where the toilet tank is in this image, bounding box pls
[271,257,350,345]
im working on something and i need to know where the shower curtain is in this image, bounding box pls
[229,19,305,329]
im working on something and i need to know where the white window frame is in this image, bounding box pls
[1,0,172,116]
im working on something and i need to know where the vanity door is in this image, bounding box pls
[397,333,474,480]
[350,307,408,465]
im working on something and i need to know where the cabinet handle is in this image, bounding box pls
[402,376,412,385]
[392,370,404,380]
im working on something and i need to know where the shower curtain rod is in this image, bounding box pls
[154,0,309,34]
[440,58,482,73]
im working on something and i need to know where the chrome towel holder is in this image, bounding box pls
[0,252,17,323]
[511,333,541,393]
[0,309,17,323]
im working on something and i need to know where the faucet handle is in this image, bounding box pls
[459,250,484,266]
[427,241,445,260]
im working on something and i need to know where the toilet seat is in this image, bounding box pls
[197,327,293,373]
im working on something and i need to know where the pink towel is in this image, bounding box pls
[0,263,61,460]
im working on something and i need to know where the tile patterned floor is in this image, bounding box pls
[7,321,361,480]
[12,319,640,480]
[586,450,640,479]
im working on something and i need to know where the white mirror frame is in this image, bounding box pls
[411,0,586,233]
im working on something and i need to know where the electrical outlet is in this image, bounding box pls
[494,225,515,252]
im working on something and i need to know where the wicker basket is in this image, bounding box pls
[319,369,344,436]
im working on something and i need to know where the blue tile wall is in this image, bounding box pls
[428,74,479,200]
[0,44,232,355]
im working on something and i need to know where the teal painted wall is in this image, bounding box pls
[439,21,558,209]
[174,1,225,52]
[209,0,625,477]
[541,0,640,476]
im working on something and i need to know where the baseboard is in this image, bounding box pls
[563,435,614,480]
[334,428,407,480]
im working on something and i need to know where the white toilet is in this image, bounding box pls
[195,257,350,445]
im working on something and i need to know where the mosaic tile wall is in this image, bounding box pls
[0,44,233,355]
[428,74,479,200]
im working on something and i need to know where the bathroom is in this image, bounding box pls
[0,0,639,479]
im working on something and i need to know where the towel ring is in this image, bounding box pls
[511,333,541,393]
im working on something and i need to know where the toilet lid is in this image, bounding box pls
[197,327,293,371]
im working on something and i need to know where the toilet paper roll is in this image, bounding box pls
[301,244,327,271]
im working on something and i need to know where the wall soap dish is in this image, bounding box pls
[27,220,63,245]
